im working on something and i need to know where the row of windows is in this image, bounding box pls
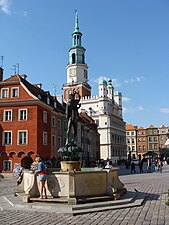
[149,144,158,150]
[1,87,19,98]
[137,131,146,135]
[126,131,135,136]
[2,130,64,147]
[3,130,47,146]
[127,136,163,144]
[127,146,135,151]
[112,148,126,157]
[1,87,59,108]
[41,111,64,128]
[2,131,28,145]
[2,109,64,129]
[127,130,162,136]
[137,138,146,142]
[3,109,27,122]
[148,137,158,142]
[138,146,146,151]
[147,130,158,135]
[127,138,135,144]
[112,135,125,144]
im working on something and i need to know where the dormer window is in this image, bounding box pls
[54,101,57,108]
[47,96,50,105]
[38,94,41,99]
[11,87,19,98]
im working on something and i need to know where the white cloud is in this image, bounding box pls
[22,10,28,17]
[93,76,121,88]
[112,78,121,88]
[137,106,143,111]
[123,97,130,103]
[123,105,144,114]
[125,76,144,84]
[136,77,141,82]
[93,76,108,83]
[0,0,11,15]
[160,108,169,114]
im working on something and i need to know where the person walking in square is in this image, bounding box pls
[139,160,143,173]
[147,159,152,173]
[158,159,163,173]
[131,161,136,173]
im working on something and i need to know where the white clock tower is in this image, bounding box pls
[63,11,91,101]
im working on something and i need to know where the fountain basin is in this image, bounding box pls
[18,168,126,204]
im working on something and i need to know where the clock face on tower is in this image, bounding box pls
[70,68,76,77]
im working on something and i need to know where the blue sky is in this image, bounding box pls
[0,0,169,128]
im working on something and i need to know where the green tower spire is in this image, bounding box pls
[69,11,86,64]
[72,10,82,47]
[74,10,79,32]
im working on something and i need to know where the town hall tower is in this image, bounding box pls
[63,11,91,101]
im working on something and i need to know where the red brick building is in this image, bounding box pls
[0,69,66,172]
[137,127,147,157]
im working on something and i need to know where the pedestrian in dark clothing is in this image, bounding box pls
[131,162,136,173]
[139,160,143,173]
[147,159,152,173]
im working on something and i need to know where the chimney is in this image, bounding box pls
[34,83,42,89]
[0,67,4,81]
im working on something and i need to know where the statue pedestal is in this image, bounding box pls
[60,161,81,172]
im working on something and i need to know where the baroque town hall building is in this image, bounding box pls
[63,12,127,162]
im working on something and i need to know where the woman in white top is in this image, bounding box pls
[105,161,113,169]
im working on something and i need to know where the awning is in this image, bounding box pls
[142,151,158,157]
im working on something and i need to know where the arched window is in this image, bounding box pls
[82,54,85,64]
[77,36,79,45]
[72,53,75,64]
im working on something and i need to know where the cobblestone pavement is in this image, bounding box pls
[1,164,169,225]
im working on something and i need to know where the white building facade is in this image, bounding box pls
[80,79,126,161]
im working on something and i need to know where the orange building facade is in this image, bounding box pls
[0,71,66,173]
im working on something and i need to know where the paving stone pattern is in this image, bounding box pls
[1,163,169,225]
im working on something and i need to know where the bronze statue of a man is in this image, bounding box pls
[66,90,81,145]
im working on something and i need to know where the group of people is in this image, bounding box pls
[130,158,164,174]
[147,158,163,173]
